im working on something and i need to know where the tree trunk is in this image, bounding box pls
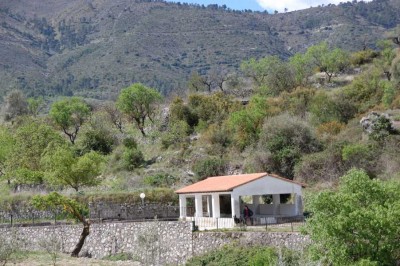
[71,222,90,257]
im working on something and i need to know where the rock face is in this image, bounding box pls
[360,112,398,141]
[360,112,391,134]
[0,221,310,265]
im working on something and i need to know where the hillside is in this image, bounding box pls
[1,0,400,99]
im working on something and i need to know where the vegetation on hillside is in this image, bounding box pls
[1,0,400,98]
[0,4,400,262]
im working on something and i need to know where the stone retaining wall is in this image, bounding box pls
[0,221,309,265]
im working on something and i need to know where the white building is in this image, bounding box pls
[175,172,305,230]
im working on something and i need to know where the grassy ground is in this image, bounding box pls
[8,251,141,266]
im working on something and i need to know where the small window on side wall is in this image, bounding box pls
[280,194,293,204]
[261,194,273,204]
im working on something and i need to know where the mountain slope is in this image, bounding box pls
[0,0,399,99]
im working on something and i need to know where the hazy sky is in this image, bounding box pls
[169,0,372,12]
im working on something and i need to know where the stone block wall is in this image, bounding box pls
[0,221,310,265]
[89,202,179,220]
[192,231,310,257]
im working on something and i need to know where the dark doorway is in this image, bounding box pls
[219,195,232,217]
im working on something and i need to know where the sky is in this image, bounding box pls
[169,0,372,12]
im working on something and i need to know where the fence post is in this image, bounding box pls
[10,213,13,227]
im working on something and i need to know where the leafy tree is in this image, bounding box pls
[188,71,209,92]
[27,97,44,117]
[289,53,314,86]
[228,95,268,150]
[41,145,104,191]
[241,56,295,95]
[0,126,14,179]
[305,42,350,82]
[50,97,91,144]
[2,90,29,122]
[116,83,162,136]
[305,169,400,265]
[31,192,90,257]
[192,156,226,181]
[102,102,124,133]
[4,119,64,186]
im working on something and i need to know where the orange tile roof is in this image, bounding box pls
[175,172,304,194]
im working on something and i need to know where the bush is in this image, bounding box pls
[310,92,356,125]
[192,156,226,180]
[169,97,198,128]
[316,121,345,142]
[143,173,177,187]
[350,49,378,66]
[79,128,116,155]
[294,143,346,184]
[203,123,232,155]
[342,68,383,112]
[259,113,321,179]
[123,148,144,170]
[123,137,138,149]
[161,120,190,149]
[186,244,277,266]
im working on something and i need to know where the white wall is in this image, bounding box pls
[232,176,302,196]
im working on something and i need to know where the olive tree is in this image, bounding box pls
[50,97,91,144]
[305,42,350,82]
[32,192,89,257]
[117,83,162,137]
[41,145,104,191]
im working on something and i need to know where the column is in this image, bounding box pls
[179,194,187,219]
[272,194,281,216]
[195,194,203,217]
[211,194,220,218]
[295,194,303,216]
[252,195,261,215]
[231,193,240,218]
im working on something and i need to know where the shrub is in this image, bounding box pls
[259,113,321,179]
[161,120,190,149]
[186,244,278,266]
[342,68,383,112]
[123,137,138,149]
[79,128,116,155]
[123,148,144,170]
[169,97,198,128]
[143,173,177,187]
[192,156,226,180]
[202,123,232,155]
[350,49,378,66]
[381,80,396,108]
[294,143,346,184]
[310,92,356,125]
[316,121,345,142]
